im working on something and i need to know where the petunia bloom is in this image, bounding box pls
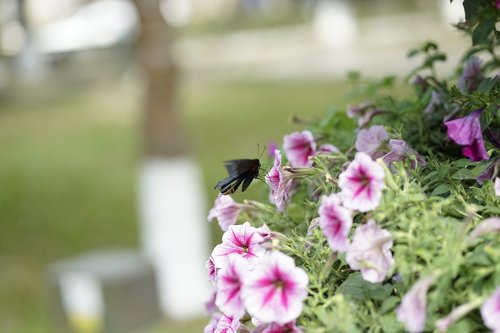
[345,220,394,283]
[457,57,484,94]
[283,131,316,167]
[243,251,309,325]
[266,150,294,211]
[206,256,218,285]
[444,109,489,161]
[339,152,385,212]
[208,195,249,231]
[355,125,389,159]
[204,313,221,333]
[211,222,266,270]
[480,287,500,333]
[215,255,250,317]
[253,321,303,333]
[382,139,426,169]
[317,143,340,154]
[318,194,352,252]
[396,274,436,333]
[468,217,500,241]
[214,313,241,333]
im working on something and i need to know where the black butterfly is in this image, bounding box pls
[214,159,261,195]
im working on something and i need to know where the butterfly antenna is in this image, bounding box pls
[256,144,267,160]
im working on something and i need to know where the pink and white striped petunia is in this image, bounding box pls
[242,251,309,325]
[266,149,294,211]
[204,313,221,333]
[206,256,218,285]
[345,220,394,283]
[339,152,385,212]
[318,194,352,252]
[283,130,316,167]
[211,222,266,270]
[208,195,249,231]
[215,255,250,317]
[396,274,437,333]
[480,286,500,333]
[214,313,241,333]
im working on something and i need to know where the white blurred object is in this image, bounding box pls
[0,20,25,56]
[59,272,104,332]
[36,0,138,53]
[160,0,193,27]
[313,0,358,49]
[139,157,210,318]
[439,0,465,27]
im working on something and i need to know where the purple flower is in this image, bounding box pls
[242,251,309,325]
[345,220,394,283]
[268,143,278,159]
[205,288,218,315]
[317,144,340,154]
[458,57,484,94]
[444,109,489,161]
[215,255,250,317]
[468,217,500,241]
[481,287,500,333]
[211,222,266,270]
[265,150,294,211]
[477,158,500,184]
[204,314,221,333]
[254,321,303,333]
[283,131,316,167]
[396,274,436,333]
[355,125,389,159]
[206,256,218,285]
[424,90,442,114]
[497,0,500,9]
[382,139,426,169]
[214,313,241,333]
[339,152,385,212]
[318,194,353,252]
[208,195,249,231]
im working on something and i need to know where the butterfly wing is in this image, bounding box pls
[215,159,260,195]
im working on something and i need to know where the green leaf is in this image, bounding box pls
[452,168,476,180]
[336,273,368,301]
[472,16,496,45]
[477,76,499,94]
[423,53,447,68]
[462,0,481,22]
[431,183,452,196]
[379,296,400,314]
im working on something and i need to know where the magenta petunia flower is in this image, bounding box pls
[345,220,394,283]
[208,195,249,231]
[211,222,266,270]
[254,321,303,333]
[242,251,309,325]
[318,194,352,252]
[283,131,316,167]
[481,287,500,333]
[396,274,436,333]
[355,125,389,159]
[339,152,385,212]
[206,256,218,285]
[444,109,489,161]
[215,255,250,317]
[382,139,426,169]
[468,217,500,241]
[458,57,484,94]
[214,313,241,333]
[266,149,294,211]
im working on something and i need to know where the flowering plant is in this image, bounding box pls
[204,1,499,332]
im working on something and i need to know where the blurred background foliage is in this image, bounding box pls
[0,0,472,331]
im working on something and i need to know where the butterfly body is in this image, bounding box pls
[215,159,261,195]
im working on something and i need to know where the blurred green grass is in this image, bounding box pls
[0,78,349,332]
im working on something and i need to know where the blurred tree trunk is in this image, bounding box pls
[132,0,185,157]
